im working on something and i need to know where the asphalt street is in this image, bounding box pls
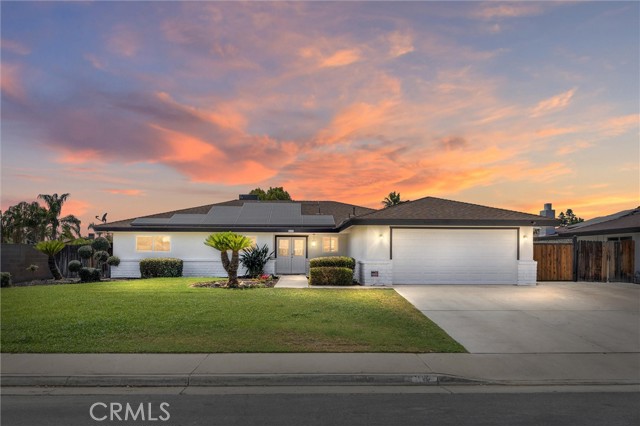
[2,387,638,426]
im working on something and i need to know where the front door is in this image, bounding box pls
[276,237,306,274]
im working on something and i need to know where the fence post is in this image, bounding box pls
[572,236,578,282]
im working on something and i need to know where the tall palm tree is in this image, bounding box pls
[37,193,82,240]
[382,191,406,208]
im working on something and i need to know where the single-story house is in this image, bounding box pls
[95,196,557,286]
[555,207,640,274]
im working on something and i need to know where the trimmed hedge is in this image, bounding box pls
[68,260,82,273]
[1,272,12,287]
[79,267,101,283]
[91,237,110,251]
[77,245,93,260]
[140,258,183,278]
[309,267,354,286]
[107,256,121,267]
[309,256,356,270]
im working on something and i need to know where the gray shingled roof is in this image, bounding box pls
[96,196,556,232]
[342,196,558,227]
[96,200,375,231]
[557,208,640,236]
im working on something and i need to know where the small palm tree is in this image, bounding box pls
[35,240,66,280]
[382,191,405,208]
[204,232,253,288]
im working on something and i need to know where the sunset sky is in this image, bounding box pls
[1,1,638,232]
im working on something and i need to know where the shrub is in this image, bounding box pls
[1,272,12,287]
[107,256,121,267]
[79,267,101,283]
[140,258,183,278]
[68,260,82,273]
[78,245,93,260]
[309,256,356,271]
[309,267,354,286]
[91,237,110,251]
[93,250,109,263]
[26,264,39,273]
[240,244,273,278]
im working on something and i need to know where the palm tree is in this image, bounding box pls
[35,240,65,280]
[204,232,253,288]
[37,193,82,240]
[382,191,406,208]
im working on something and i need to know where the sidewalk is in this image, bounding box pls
[2,353,639,387]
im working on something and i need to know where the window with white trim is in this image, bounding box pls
[322,236,339,253]
[136,236,171,252]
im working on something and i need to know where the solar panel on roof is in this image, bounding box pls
[270,203,303,225]
[302,215,335,226]
[169,214,206,225]
[131,218,172,225]
[202,206,242,225]
[236,203,273,225]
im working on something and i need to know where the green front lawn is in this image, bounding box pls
[1,278,465,353]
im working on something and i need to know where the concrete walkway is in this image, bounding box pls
[2,353,638,387]
[274,275,308,288]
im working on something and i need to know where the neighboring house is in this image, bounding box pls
[95,196,557,286]
[555,207,640,274]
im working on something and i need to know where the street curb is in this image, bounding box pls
[1,374,485,387]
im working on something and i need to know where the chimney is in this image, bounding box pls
[239,194,259,200]
[538,203,556,237]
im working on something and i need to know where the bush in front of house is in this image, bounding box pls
[79,267,101,283]
[309,256,356,270]
[93,250,109,263]
[91,237,110,251]
[309,267,354,286]
[107,256,120,267]
[240,244,273,278]
[1,272,12,287]
[139,258,183,278]
[68,260,82,274]
[78,245,93,264]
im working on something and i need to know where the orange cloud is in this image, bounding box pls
[149,123,222,163]
[315,100,397,145]
[597,114,639,136]
[556,140,591,156]
[530,88,577,117]
[105,189,143,196]
[386,31,414,57]
[60,199,91,218]
[320,48,362,67]
[56,149,102,164]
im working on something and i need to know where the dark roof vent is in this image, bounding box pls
[239,194,259,200]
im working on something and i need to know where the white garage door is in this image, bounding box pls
[392,228,518,284]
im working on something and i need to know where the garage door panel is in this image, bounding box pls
[392,228,518,284]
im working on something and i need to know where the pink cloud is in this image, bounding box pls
[0,39,30,55]
[320,48,362,68]
[530,88,577,117]
[60,199,91,218]
[0,62,26,102]
[107,26,140,57]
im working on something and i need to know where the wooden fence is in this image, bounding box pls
[56,245,112,278]
[534,240,635,283]
[533,244,574,281]
[577,240,635,283]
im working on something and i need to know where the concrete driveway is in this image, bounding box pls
[394,282,640,354]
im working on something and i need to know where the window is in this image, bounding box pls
[136,236,171,252]
[607,236,631,242]
[322,236,339,253]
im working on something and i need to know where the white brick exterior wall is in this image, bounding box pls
[517,260,538,286]
[357,261,392,286]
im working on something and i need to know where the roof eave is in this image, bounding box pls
[557,226,640,237]
[339,218,558,231]
[94,225,340,233]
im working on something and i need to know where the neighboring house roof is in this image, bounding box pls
[340,196,558,229]
[96,196,557,233]
[556,207,640,237]
[95,200,375,232]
